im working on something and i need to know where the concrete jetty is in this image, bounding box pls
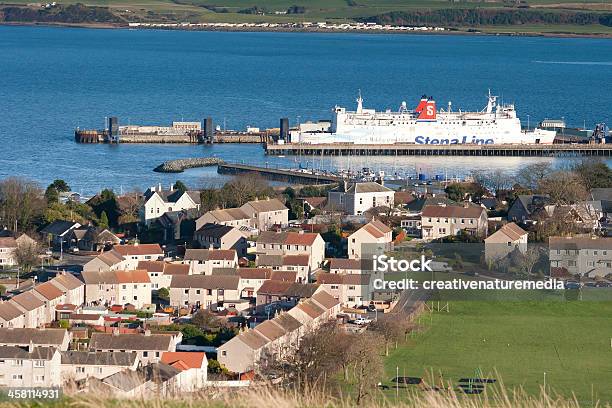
[217,163,339,184]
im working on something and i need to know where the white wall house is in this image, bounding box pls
[421,204,488,240]
[484,222,529,263]
[347,220,393,260]
[240,198,289,231]
[142,186,201,226]
[182,249,238,275]
[82,270,152,308]
[0,346,61,388]
[328,181,395,215]
[256,231,325,274]
[549,236,612,277]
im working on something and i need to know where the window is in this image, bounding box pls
[76,367,85,373]
[122,285,127,289]
[13,360,23,367]
[143,351,148,357]
[34,360,45,367]
[222,351,227,356]
[35,375,45,383]
[12,374,23,380]
[207,289,212,295]
[348,286,355,290]
[96,367,103,374]
[196,289,201,295]
[184,289,189,294]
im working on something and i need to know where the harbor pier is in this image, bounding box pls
[217,163,340,184]
[264,143,612,157]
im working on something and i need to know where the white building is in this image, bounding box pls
[328,181,395,215]
[195,208,252,231]
[549,236,612,277]
[142,186,201,226]
[195,224,248,258]
[484,222,528,263]
[347,220,393,259]
[0,346,61,388]
[0,237,17,267]
[88,332,178,365]
[256,231,325,273]
[60,351,140,382]
[182,249,238,275]
[240,198,289,231]
[421,204,488,240]
[169,275,240,309]
[82,270,152,308]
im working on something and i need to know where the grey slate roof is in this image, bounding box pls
[89,333,172,351]
[170,275,240,290]
[61,351,138,366]
[0,328,67,346]
[0,346,57,360]
[196,223,236,237]
[40,220,79,236]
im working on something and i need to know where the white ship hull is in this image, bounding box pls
[290,92,557,145]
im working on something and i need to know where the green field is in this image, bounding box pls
[2,0,611,27]
[382,301,612,405]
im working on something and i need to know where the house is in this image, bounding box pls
[400,215,422,237]
[217,290,339,374]
[169,275,240,309]
[89,369,149,398]
[137,261,190,290]
[329,258,367,274]
[81,270,152,308]
[255,254,310,283]
[0,346,61,387]
[182,249,238,275]
[142,185,201,226]
[49,272,85,306]
[240,198,289,231]
[60,351,140,382]
[256,231,325,273]
[255,280,320,308]
[234,268,273,298]
[328,181,395,215]
[0,328,71,350]
[110,243,165,270]
[195,223,247,258]
[9,292,47,328]
[68,227,120,252]
[32,281,67,323]
[315,273,371,308]
[485,222,529,263]
[0,237,17,267]
[161,351,207,389]
[157,210,197,243]
[347,220,393,259]
[82,250,125,272]
[421,204,488,240]
[89,332,177,364]
[0,302,25,328]
[141,362,183,396]
[507,195,551,223]
[40,220,81,249]
[549,236,612,277]
[195,208,252,231]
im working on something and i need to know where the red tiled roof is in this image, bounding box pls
[237,268,272,280]
[164,264,190,276]
[112,244,163,257]
[114,270,151,284]
[161,352,206,370]
[270,271,297,282]
[34,281,64,301]
[0,237,17,248]
[257,280,293,295]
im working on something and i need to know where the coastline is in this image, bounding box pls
[1,21,612,39]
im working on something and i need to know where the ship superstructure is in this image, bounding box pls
[290,92,556,145]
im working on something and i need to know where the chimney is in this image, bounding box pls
[28,340,34,353]
[144,329,151,336]
[158,182,162,192]
[169,183,174,192]
[298,230,304,234]
[112,328,120,336]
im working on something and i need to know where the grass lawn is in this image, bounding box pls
[382,301,612,405]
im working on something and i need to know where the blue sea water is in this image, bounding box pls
[1,25,611,194]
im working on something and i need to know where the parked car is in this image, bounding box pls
[353,317,372,326]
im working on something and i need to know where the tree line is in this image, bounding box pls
[360,9,612,27]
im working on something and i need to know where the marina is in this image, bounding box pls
[264,142,612,157]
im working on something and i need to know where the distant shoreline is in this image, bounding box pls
[2,21,612,39]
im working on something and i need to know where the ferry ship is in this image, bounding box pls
[289,92,556,145]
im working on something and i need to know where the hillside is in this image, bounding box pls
[1,0,611,35]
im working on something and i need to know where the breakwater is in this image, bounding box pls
[154,157,224,173]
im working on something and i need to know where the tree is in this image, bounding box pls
[44,185,59,204]
[368,315,404,356]
[515,246,542,279]
[537,171,588,204]
[445,183,465,202]
[191,309,225,331]
[351,332,384,404]
[88,189,119,227]
[14,240,40,272]
[516,162,553,189]
[573,160,612,190]
[173,180,188,192]
[50,179,70,193]
[0,285,6,296]
[0,178,45,232]
[99,211,109,229]
[157,287,169,300]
